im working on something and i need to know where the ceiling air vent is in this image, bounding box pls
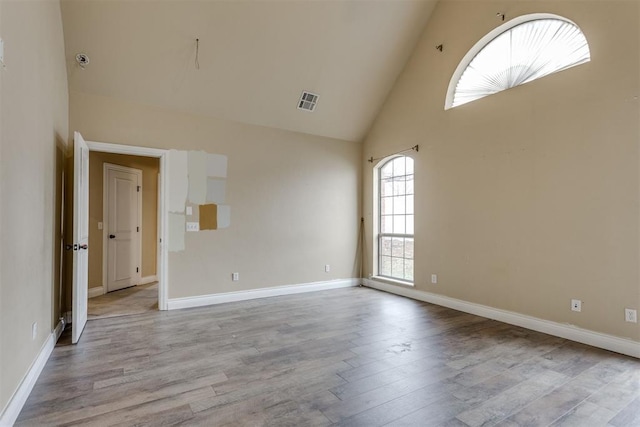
[297,91,319,112]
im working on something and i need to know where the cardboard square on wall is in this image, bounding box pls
[199,204,218,230]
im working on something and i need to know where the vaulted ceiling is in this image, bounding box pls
[60,0,437,142]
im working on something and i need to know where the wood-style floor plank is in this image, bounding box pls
[16,286,640,426]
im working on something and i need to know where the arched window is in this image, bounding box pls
[446,14,591,109]
[377,156,414,283]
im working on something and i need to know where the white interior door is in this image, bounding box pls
[106,165,141,292]
[72,132,89,344]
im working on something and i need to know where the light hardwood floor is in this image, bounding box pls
[17,287,640,426]
[88,283,158,320]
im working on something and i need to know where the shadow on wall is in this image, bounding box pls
[52,133,67,327]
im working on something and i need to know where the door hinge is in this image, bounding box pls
[137,185,141,192]
[136,267,139,273]
[137,226,139,232]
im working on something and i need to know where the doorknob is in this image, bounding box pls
[109,234,116,239]
[79,244,88,250]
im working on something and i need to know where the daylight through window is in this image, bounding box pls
[447,16,591,109]
[378,156,414,283]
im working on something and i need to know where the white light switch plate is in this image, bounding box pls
[571,299,582,312]
[186,206,193,216]
[186,222,199,232]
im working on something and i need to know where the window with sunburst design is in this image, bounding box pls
[446,15,591,109]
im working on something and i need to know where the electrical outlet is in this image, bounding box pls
[31,322,37,340]
[625,308,637,323]
[232,272,239,281]
[325,264,330,273]
[571,299,582,312]
[431,274,438,284]
[186,206,193,216]
[186,222,199,232]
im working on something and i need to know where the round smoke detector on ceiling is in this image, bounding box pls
[75,53,90,68]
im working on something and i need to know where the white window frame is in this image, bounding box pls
[445,13,590,110]
[373,155,414,285]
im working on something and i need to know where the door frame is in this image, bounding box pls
[85,140,169,310]
[102,163,143,295]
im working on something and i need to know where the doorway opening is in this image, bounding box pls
[87,153,159,319]
[80,141,167,320]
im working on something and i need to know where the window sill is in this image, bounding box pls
[370,276,414,287]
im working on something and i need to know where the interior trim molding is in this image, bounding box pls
[140,275,158,285]
[88,286,105,299]
[86,139,169,311]
[0,320,64,426]
[167,278,360,310]
[363,278,640,359]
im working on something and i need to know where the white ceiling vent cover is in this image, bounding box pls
[297,91,319,112]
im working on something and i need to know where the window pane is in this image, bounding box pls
[380,256,391,276]
[393,178,406,196]
[393,157,406,176]
[404,260,414,281]
[380,236,392,255]
[392,238,404,257]
[393,196,406,215]
[381,197,392,215]
[381,215,393,233]
[381,178,393,197]
[451,18,591,108]
[406,158,414,175]
[405,177,414,195]
[391,257,404,279]
[381,164,393,179]
[377,155,414,283]
[405,238,414,260]
[406,215,414,234]
[393,216,405,234]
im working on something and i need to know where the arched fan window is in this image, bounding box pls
[446,14,591,109]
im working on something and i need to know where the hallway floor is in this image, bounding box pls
[88,282,158,320]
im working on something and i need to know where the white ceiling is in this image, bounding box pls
[61,0,437,142]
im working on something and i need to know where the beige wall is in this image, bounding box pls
[0,0,69,415]
[88,152,159,289]
[363,1,640,342]
[69,91,361,299]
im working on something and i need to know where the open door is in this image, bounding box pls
[72,131,89,343]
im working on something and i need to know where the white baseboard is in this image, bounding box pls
[0,320,64,426]
[88,287,104,299]
[54,318,65,341]
[139,275,158,285]
[363,279,640,359]
[167,278,360,311]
